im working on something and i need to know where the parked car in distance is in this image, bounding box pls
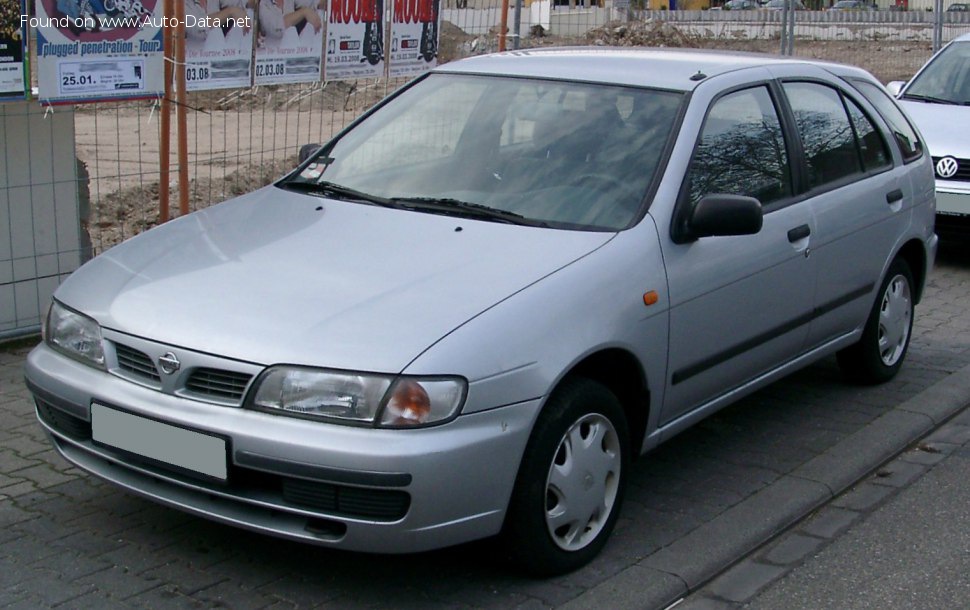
[722,0,761,9]
[763,0,807,9]
[947,2,969,11]
[830,0,875,9]
[26,48,937,576]
[889,33,970,239]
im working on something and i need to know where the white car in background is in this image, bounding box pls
[890,33,970,240]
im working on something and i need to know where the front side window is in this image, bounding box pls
[686,86,792,207]
[286,74,684,231]
[783,82,863,190]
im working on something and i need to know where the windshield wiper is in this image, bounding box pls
[901,93,959,105]
[389,197,549,227]
[280,180,397,207]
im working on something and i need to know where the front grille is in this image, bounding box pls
[933,156,970,182]
[36,400,92,440]
[114,343,161,382]
[283,478,411,521]
[185,368,252,402]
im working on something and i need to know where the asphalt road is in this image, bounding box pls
[2,245,970,609]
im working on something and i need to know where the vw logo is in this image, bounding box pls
[936,156,959,180]
[158,352,181,375]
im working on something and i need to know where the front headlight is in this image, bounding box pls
[250,366,466,428]
[46,300,105,368]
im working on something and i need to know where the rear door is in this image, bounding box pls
[770,71,911,348]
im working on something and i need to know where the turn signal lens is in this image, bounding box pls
[383,380,432,425]
[378,377,466,428]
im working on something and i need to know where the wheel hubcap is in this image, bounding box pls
[544,413,621,551]
[877,273,912,367]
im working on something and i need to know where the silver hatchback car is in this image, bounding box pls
[26,48,937,575]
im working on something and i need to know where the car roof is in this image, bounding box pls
[434,47,871,92]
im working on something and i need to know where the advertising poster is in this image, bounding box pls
[1,0,27,99]
[388,0,437,78]
[184,0,255,91]
[325,0,383,81]
[34,0,164,103]
[254,0,324,85]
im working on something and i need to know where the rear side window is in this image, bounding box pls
[686,86,792,206]
[784,82,861,190]
[852,79,923,162]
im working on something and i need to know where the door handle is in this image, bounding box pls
[788,224,811,243]
[886,189,904,204]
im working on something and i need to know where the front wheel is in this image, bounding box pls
[837,257,914,384]
[501,377,629,576]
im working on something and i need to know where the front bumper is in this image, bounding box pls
[25,343,541,553]
[934,184,970,240]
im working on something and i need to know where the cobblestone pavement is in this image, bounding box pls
[2,247,970,609]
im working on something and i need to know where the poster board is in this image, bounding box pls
[388,0,438,78]
[254,0,324,85]
[34,0,165,103]
[325,0,383,81]
[184,0,255,90]
[0,0,28,99]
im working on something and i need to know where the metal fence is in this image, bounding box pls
[56,3,970,255]
[4,1,970,337]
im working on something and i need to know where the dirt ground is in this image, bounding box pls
[81,20,935,252]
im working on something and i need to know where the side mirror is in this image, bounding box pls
[299,143,322,164]
[689,194,763,239]
[886,81,906,97]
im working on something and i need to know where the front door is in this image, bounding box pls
[659,84,817,426]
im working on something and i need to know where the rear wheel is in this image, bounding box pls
[502,377,629,576]
[837,257,914,384]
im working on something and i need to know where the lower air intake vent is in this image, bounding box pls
[36,400,92,440]
[283,479,410,521]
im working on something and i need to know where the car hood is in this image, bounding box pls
[58,187,614,372]
[898,100,970,158]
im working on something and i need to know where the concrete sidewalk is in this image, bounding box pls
[680,403,970,609]
[2,249,970,608]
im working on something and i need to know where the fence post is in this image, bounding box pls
[787,0,795,55]
[513,0,523,50]
[933,0,943,52]
[780,1,788,55]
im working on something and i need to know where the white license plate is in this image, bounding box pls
[91,404,228,482]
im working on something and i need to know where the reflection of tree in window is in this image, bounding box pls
[688,87,791,206]
[784,83,861,190]
[845,97,891,172]
[852,80,922,162]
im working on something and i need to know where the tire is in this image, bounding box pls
[501,377,629,576]
[837,257,914,384]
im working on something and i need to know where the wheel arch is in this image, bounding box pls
[896,238,927,303]
[562,348,651,457]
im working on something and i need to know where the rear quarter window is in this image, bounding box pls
[851,79,923,163]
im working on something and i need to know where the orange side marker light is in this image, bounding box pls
[643,291,659,306]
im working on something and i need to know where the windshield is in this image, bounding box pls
[903,41,970,105]
[283,74,684,231]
